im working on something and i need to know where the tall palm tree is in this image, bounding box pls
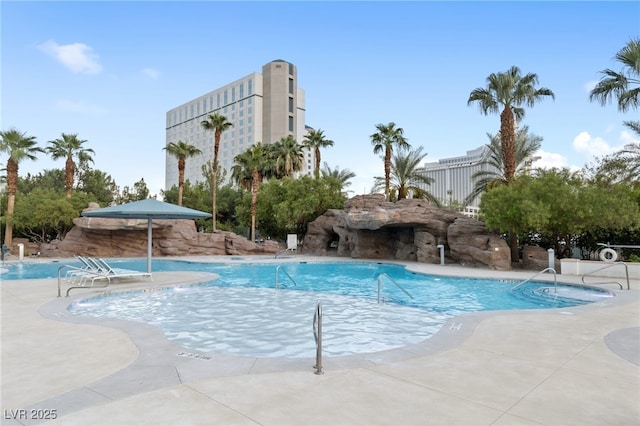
[201,113,233,231]
[231,143,269,242]
[0,129,44,246]
[468,66,554,262]
[272,135,304,178]
[467,66,554,184]
[464,125,543,206]
[370,122,410,200]
[589,38,640,134]
[303,129,334,179]
[163,140,202,206]
[321,162,356,190]
[372,146,437,203]
[46,133,94,198]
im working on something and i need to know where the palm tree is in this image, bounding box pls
[303,129,334,179]
[467,66,554,184]
[272,135,304,178]
[201,113,233,231]
[0,128,44,246]
[321,162,356,190]
[589,38,640,134]
[468,66,554,262]
[464,125,543,205]
[46,133,95,198]
[163,140,202,206]
[231,143,269,242]
[370,122,410,200]
[372,146,437,203]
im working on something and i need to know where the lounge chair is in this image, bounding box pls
[94,258,153,282]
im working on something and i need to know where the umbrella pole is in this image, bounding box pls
[147,218,152,273]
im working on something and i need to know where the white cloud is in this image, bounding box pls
[532,150,568,169]
[572,131,618,157]
[38,40,102,74]
[141,68,160,79]
[54,99,108,116]
[620,129,640,146]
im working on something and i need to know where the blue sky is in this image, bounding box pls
[2,1,639,198]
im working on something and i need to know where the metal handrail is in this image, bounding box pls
[511,267,557,293]
[275,265,298,290]
[57,264,111,297]
[313,302,323,375]
[581,262,630,290]
[377,273,414,303]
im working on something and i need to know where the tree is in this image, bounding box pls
[468,66,554,260]
[303,129,334,179]
[321,162,356,191]
[46,133,94,198]
[468,66,554,184]
[163,140,202,206]
[370,122,410,200]
[200,113,233,231]
[0,128,44,246]
[373,146,438,203]
[589,38,640,133]
[272,135,304,178]
[465,125,543,205]
[239,176,345,240]
[480,170,639,258]
[231,143,270,241]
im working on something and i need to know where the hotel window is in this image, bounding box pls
[248,117,252,123]
[217,93,220,108]
[248,79,253,95]
[239,119,244,126]
[239,110,244,117]
[288,78,293,94]
[289,62,294,75]
[288,97,293,113]
[224,90,228,105]
[248,98,252,105]
[239,83,244,98]
[232,87,236,102]
[288,116,293,132]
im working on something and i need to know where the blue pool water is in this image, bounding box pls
[3,259,614,358]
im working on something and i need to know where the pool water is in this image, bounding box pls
[56,260,615,358]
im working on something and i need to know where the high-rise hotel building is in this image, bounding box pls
[165,60,311,190]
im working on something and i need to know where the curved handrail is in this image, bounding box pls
[57,264,111,297]
[511,267,557,293]
[313,302,323,375]
[275,265,298,290]
[581,262,630,290]
[377,273,414,303]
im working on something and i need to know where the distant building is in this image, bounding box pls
[417,145,498,214]
[165,60,312,190]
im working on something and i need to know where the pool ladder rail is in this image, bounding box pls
[376,273,414,303]
[275,265,298,290]
[313,302,323,375]
[580,262,630,290]
[510,267,557,293]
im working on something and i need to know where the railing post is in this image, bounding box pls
[313,302,323,375]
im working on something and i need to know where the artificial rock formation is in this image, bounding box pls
[39,204,279,258]
[302,194,511,270]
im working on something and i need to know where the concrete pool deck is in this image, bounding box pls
[1,256,639,425]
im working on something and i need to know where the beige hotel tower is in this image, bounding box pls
[165,60,311,190]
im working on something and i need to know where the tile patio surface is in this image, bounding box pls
[1,256,639,426]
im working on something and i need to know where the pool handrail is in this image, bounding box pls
[57,264,111,297]
[511,267,557,293]
[377,273,414,303]
[313,302,323,375]
[580,262,629,290]
[275,264,298,290]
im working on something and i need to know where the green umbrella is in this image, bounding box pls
[82,199,211,273]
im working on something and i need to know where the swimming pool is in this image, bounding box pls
[57,260,615,358]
